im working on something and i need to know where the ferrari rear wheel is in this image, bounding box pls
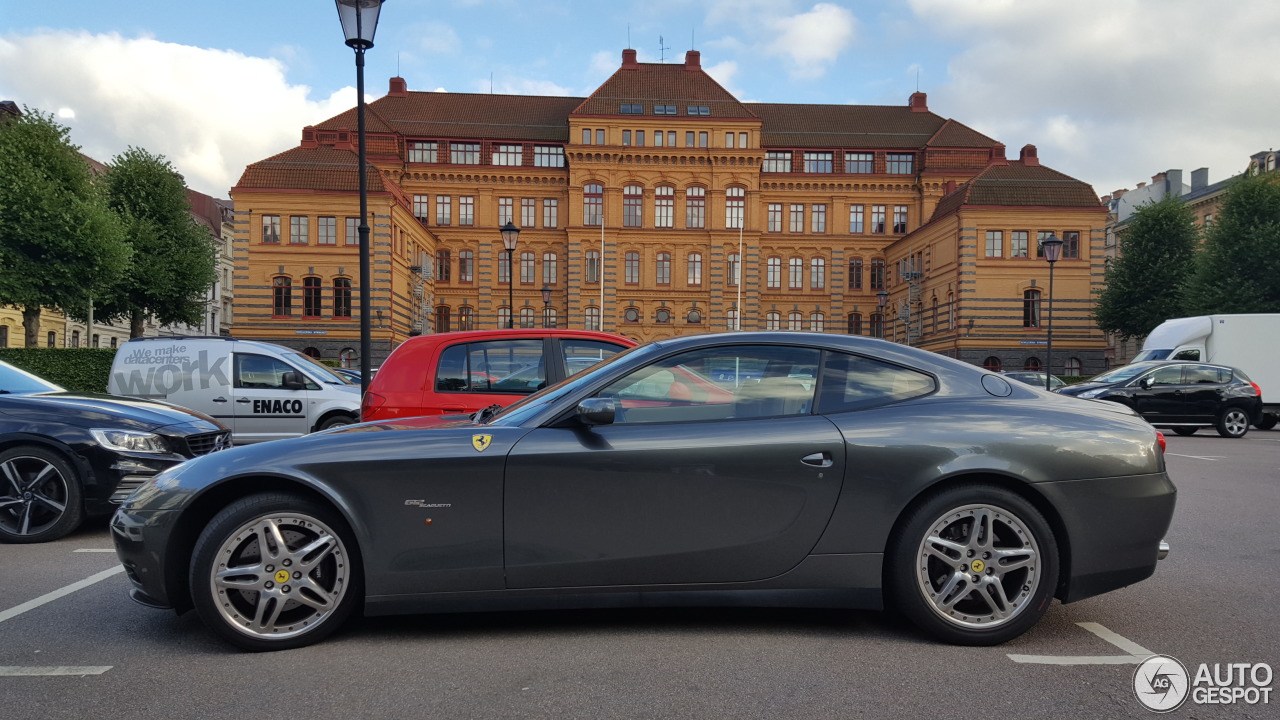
[889,485,1059,646]
[190,492,361,651]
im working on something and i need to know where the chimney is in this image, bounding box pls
[944,180,957,195]
[1111,188,1128,198]
[1152,171,1166,185]
[988,143,1008,165]
[909,91,928,112]
[1165,169,1183,197]
[622,48,639,69]
[388,76,408,97]
[301,126,318,149]
[1136,182,1146,188]
[1019,144,1039,166]
[685,50,701,69]
[1191,167,1209,191]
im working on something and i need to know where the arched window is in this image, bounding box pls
[584,183,603,226]
[273,277,292,317]
[728,252,740,287]
[847,312,862,335]
[766,257,782,289]
[625,251,641,284]
[765,311,781,330]
[725,186,745,228]
[931,296,939,334]
[656,252,672,285]
[303,277,322,317]
[870,312,884,338]
[303,347,321,358]
[339,348,357,369]
[435,305,451,333]
[1023,289,1042,328]
[848,258,863,290]
[497,307,511,328]
[870,259,886,290]
[458,250,474,282]
[623,184,643,227]
[685,186,705,229]
[1066,357,1083,375]
[542,252,558,284]
[810,258,826,290]
[584,306,601,331]
[809,312,824,332]
[543,307,557,328]
[520,307,536,328]
[788,257,804,290]
[947,291,956,330]
[727,308,739,331]
[983,356,1002,371]
[655,186,675,228]
[458,306,474,331]
[498,251,511,283]
[1024,357,1042,371]
[520,251,535,283]
[687,252,702,286]
[334,278,352,318]
[788,311,803,330]
[585,250,600,284]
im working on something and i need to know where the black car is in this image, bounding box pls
[1057,360,1261,438]
[0,359,232,543]
[113,332,1175,651]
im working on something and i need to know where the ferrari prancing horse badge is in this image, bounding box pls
[471,434,492,452]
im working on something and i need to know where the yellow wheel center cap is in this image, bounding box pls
[275,570,291,584]
[971,559,986,573]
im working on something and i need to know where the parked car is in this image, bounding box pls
[361,329,637,421]
[113,332,1175,651]
[108,337,361,444]
[0,359,231,543]
[330,368,361,385]
[1056,360,1261,437]
[1001,371,1066,390]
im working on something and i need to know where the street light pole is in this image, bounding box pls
[500,221,520,328]
[876,289,888,339]
[335,0,383,399]
[541,285,552,328]
[1041,233,1064,390]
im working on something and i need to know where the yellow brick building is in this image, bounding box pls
[231,49,1107,373]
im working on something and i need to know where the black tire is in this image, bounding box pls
[0,445,85,544]
[1256,413,1277,431]
[1171,427,1197,436]
[190,492,362,651]
[317,414,356,431]
[1216,407,1251,438]
[886,484,1059,646]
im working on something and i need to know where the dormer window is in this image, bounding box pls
[686,105,710,116]
[620,103,643,114]
[654,105,677,115]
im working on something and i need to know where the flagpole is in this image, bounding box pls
[736,222,743,330]
[599,202,605,331]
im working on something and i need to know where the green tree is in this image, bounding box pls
[95,147,218,337]
[1185,171,1280,313]
[1094,196,1199,340]
[0,107,130,346]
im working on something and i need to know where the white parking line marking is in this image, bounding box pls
[1007,622,1156,665]
[1165,453,1223,461]
[0,566,124,624]
[0,666,112,676]
[73,549,116,553]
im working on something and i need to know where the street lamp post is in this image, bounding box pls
[1041,233,1064,390]
[500,222,520,328]
[335,0,383,398]
[540,285,552,328]
[876,289,888,339]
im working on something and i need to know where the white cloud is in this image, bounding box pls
[764,3,857,78]
[418,22,461,54]
[0,31,364,198]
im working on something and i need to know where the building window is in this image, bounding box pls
[767,203,783,232]
[586,250,600,283]
[262,215,280,243]
[451,142,480,164]
[408,141,438,163]
[272,277,292,317]
[585,306,601,331]
[685,131,695,147]
[789,204,804,232]
[849,258,863,290]
[803,152,833,173]
[1011,230,1029,258]
[871,259,886,290]
[788,311,803,331]
[810,313,825,332]
[0,326,6,348]
[498,197,514,225]
[584,184,603,226]
[459,196,475,226]
[893,205,908,234]
[622,130,631,146]
[725,132,735,148]
[810,257,826,289]
[1063,231,1080,259]
[620,103,642,114]
[542,252,558,285]
[871,205,887,233]
[624,307,640,323]
[520,251,535,283]
[492,144,522,165]
[1023,289,1042,328]
[655,186,674,228]
[656,308,672,324]
[654,105,676,115]
[789,257,803,290]
[1036,231,1054,258]
[334,278,351,318]
[596,129,605,145]
[886,153,914,174]
[845,152,873,174]
[847,312,862,335]
[766,312,781,331]
[767,257,781,289]
[1024,357,1042,371]
[47,331,56,347]
[687,308,702,324]
[870,312,884,338]
[739,132,748,148]
[435,305,451,333]
[458,306,474,331]
[623,184,643,227]
[948,291,956,330]
[728,253,740,287]
[543,307,557,328]
[635,130,645,146]
[625,251,640,284]
[498,252,510,284]
[521,198,537,228]
[812,204,827,233]
[1066,357,1083,374]
[345,217,358,245]
[434,195,451,225]
[698,131,708,148]
[726,186,745,229]
[849,204,865,233]
[986,230,1004,258]
[656,252,671,285]
[458,250,474,282]
[582,128,591,145]
[688,105,710,116]
[687,252,702,286]
[686,187,705,229]
[763,151,791,173]
[727,308,739,331]
[983,356,1002,371]
[498,307,511,328]
[436,250,451,282]
[654,131,664,147]
[71,330,80,348]
[520,307,536,329]
[534,145,564,167]
[303,277,322,317]
[543,199,559,228]
[318,216,336,245]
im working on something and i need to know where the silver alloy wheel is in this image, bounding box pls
[0,455,70,537]
[915,503,1042,629]
[1222,409,1249,437]
[209,512,351,641]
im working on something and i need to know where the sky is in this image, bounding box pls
[1,0,1277,200]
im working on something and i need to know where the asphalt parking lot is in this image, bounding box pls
[2,430,1277,719]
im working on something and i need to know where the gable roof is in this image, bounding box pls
[929,161,1102,223]
[234,145,386,193]
[574,60,754,119]
[317,92,584,143]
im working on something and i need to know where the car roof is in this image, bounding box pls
[394,328,637,347]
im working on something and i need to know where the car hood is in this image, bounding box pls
[0,391,224,432]
[1056,381,1115,396]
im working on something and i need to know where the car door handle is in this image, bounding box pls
[801,452,833,468]
[236,398,251,404]
[212,396,228,403]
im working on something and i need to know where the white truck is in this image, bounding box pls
[1134,314,1280,429]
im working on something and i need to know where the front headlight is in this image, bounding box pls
[1078,388,1107,399]
[90,428,171,454]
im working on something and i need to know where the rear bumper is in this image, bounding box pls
[1037,472,1177,604]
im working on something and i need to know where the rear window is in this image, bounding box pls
[816,352,936,413]
[435,339,544,394]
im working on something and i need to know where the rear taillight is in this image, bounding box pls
[1250,382,1262,398]
[361,391,385,420]
[1156,431,1166,453]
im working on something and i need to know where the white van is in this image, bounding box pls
[108,337,361,444]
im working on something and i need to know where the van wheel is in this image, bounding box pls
[1256,413,1277,431]
[0,446,85,544]
[317,415,356,431]
[1216,408,1250,438]
[1171,427,1197,436]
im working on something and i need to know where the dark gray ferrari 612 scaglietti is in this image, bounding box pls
[112,332,1176,651]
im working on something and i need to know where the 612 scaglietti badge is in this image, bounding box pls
[111,332,1176,651]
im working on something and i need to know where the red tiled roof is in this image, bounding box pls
[926,119,999,148]
[574,62,754,118]
[317,92,584,143]
[928,161,1102,223]
[234,146,385,193]
[745,103,967,149]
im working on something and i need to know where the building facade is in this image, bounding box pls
[231,49,1108,373]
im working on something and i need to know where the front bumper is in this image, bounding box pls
[111,505,177,610]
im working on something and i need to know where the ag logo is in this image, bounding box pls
[471,434,493,452]
[1134,654,1190,712]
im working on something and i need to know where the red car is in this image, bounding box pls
[361,329,637,421]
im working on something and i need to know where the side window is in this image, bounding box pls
[235,354,301,390]
[1171,349,1200,361]
[434,340,544,394]
[599,345,820,424]
[560,339,628,377]
[816,352,936,413]
[1184,365,1223,384]
[1147,366,1184,386]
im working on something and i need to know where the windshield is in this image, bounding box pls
[1132,348,1171,362]
[285,352,348,385]
[0,361,63,394]
[1090,362,1160,384]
